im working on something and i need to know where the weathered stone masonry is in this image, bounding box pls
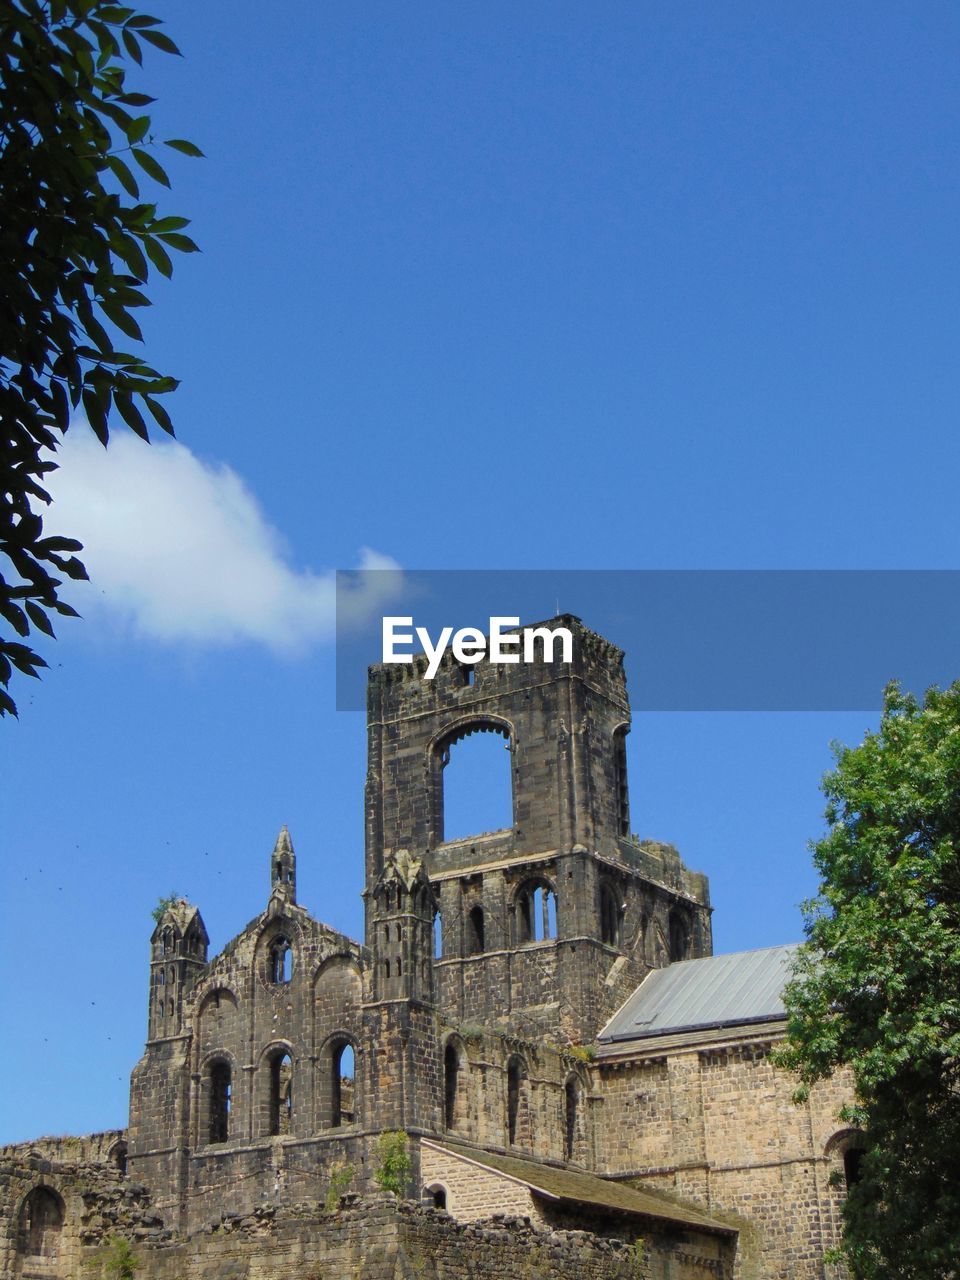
[0,615,856,1279]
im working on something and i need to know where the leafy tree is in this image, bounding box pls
[0,0,201,717]
[778,682,960,1278]
[374,1130,411,1196]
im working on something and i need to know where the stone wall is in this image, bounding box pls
[594,1033,853,1280]
[0,1139,168,1280]
[128,895,370,1228]
[421,1141,549,1224]
[71,1195,731,1280]
[366,615,713,1046]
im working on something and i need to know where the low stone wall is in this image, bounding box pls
[78,1195,729,1280]
[0,1141,166,1280]
[0,1130,126,1166]
[2,1141,734,1279]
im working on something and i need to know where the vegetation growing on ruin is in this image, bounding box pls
[86,1233,139,1279]
[151,892,181,923]
[324,1160,355,1211]
[374,1129,411,1196]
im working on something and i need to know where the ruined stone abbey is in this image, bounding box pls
[2,617,858,1279]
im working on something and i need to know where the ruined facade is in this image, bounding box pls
[2,616,855,1279]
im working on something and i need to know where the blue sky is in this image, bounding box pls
[2,1,960,1143]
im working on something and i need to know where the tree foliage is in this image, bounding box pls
[89,1233,139,1278]
[778,682,960,1278]
[150,890,182,924]
[0,0,200,716]
[374,1130,411,1196]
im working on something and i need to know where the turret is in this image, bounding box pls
[148,898,208,1040]
[366,849,437,1004]
[269,824,297,904]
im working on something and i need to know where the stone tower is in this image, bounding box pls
[361,848,443,1145]
[147,898,209,1041]
[365,615,712,1043]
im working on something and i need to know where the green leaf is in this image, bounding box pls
[100,99,134,132]
[139,28,181,55]
[113,235,149,280]
[114,285,151,308]
[82,387,110,445]
[164,138,204,158]
[0,687,18,718]
[149,216,190,232]
[100,299,144,342]
[37,536,84,555]
[107,153,140,198]
[144,395,174,436]
[82,311,113,355]
[49,556,90,583]
[5,643,48,675]
[126,114,150,143]
[157,231,200,253]
[25,602,56,638]
[50,381,70,431]
[122,27,143,65]
[115,392,150,441]
[0,601,30,638]
[132,147,171,188]
[142,235,173,278]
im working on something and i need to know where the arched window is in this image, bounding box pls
[444,1042,461,1130]
[18,1187,64,1259]
[331,1040,356,1127]
[564,1076,580,1161]
[507,1055,527,1146]
[433,910,443,959]
[268,1050,293,1136]
[209,1059,232,1143]
[466,904,485,954]
[844,1147,864,1188]
[438,723,512,841]
[270,937,293,984]
[613,725,630,836]
[599,882,621,947]
[426,1183,448,1209]
[668,910,690,962]
[110,1140,128,1178]
[516,880,557,943]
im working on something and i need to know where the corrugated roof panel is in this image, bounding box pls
[597,943,801,1043]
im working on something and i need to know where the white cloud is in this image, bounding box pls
[45,430,399,653]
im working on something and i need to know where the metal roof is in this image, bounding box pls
[597,943,801,1044]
